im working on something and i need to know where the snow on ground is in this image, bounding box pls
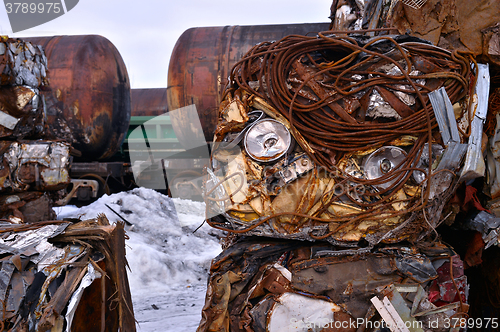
[54,188,223,332]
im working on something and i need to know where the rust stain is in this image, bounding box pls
[24,35,131,161]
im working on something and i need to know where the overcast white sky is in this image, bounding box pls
[0,0,332,88]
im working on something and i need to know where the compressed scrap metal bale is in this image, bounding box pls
[205,33,474,246]
[0,215,135,332]
[198,4,500,331]
[0,37,48,139]
[329,0,500,64]
[0,141,71,224]
[0,37,47,87]
[0,192,56,224]
[0,141,70,193]
[197,238,468,332]
[199,28,490,332]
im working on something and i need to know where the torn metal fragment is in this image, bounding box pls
[429,87,460,146]
[460,63,490,183]
[64,263,101,332]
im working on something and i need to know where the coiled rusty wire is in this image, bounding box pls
[212,33,473,240]
[229,33,470,159]
[485,87,500,137]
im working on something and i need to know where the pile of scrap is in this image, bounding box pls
[0,36,70,224]
[0,36,135,331]
[198,2,500,331]
[330,0,500,64]
[0,216,135,331]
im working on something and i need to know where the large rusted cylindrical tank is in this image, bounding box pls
[25,35,131,160]
[131,88,168,116]
[167,23,330,147]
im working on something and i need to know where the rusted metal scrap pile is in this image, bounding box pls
[0,37,70,224]
[0,37,135,331]
[198,2,500,330]
[0,216,135,331]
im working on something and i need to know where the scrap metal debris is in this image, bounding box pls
[0,37,72,225]
[0,37,47,140]
[0,216,135,331]
[329,0,500,59]
[198,239,466,332]
[197,2,500,329]
[207,33,472,245]
[0,36,135,331]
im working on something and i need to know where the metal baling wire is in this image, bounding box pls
[216,34,470,235]
[253,36,467,142]
[227,50,434,232]
[485,88,500,136]
[281,36,435,205]
[308,38,438,146]
[292,40,462,167]
[266,47,422,153]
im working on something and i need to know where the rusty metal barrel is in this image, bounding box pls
[167,22,330,148]
[25,35,131,161]
[131,88,168,116]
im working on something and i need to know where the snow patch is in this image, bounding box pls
[54,188,222,331]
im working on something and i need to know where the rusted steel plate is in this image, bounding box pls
[131,88,168,116]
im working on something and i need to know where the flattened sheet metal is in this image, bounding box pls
[460,63,490,183]
[394,254,438,283]
[0,110,19,130]
[65,263,101,332]
[6,270,26,315]
[371,296,410,332]
[0,223,68,255]
[428,87,460,145]
[435,142,467,171]
[0,141,71,192]
[390,0,500,55]
[37,244,85,274]
[0,262,15,303]
[376,285,424,332]
[463,211,500,236]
